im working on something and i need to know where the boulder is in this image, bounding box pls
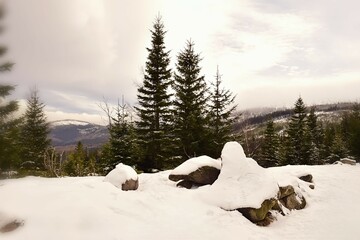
[104,163,139,191]
[278,185,295,199]
[176,180,196,189]
[280,193,306,210]
[237,198,276,223]
[299,174,313,183]
[340,158,357,166]
[169,156,221,187]
[122,179,139,191]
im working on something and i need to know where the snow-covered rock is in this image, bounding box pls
[204,142,279,210]
[169,156,221,188]
[104,163,138,191]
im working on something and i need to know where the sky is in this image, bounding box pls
[1,0,360,125]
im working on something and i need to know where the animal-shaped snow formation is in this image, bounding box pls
[205,142,279,210]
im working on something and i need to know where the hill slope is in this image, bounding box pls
[49,120,109,149]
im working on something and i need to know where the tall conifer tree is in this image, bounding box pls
[259,120,280,167]
[0,5,21,171]
[20,89,51,169]
[207,66,237,158]
[135,16,175,171]
[285,97,311,165]
[173,40,209,161]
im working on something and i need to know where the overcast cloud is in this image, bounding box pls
[2,0,360,124]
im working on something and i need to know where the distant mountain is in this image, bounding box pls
[49,119,109,150]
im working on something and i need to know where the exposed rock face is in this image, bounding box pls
[169,156,221,188]
[104,163,139,191]
[237,198,277,224]
[169,166,220,186]
[279,185,295,199]
[122,179,139,191]
[280,193,306,210]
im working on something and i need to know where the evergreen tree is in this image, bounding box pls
[307,107,325,164]
[108,98,136,169]
[0,5,21,171]
[173,40,209,161]
[285,97,311,165]
[20,89,51,169]
[341,105,360,160]
[207,66,237,158]
[64,141,86,176]
[259,120,280,167]
[135,16,175,171]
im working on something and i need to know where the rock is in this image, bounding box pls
[104,163,139,191]
[299,174,313,183]
[176,180,195,189]
[0,220,23,233]
[122,179,139,191]
[256,212,276,226]
[169,166,220,185]
[278,185,295,199]
[309,184,315,189]
[169,156,221,187]
[280,193,306,210]
[340,158,357,166]
[237,198,277,223]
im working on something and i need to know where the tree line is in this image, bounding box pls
[256,97,360,167]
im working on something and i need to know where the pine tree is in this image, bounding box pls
[341,105,360,160]
[20,89,51,170]
[307,107,325,164]
[0,5,21,171]
[259,120,280,167]
[108,98,136,169]
[207,66,237,158]
[173,40,209,161]
[285,97,311,165]
[64,141,86,176]
[135,16,175,172]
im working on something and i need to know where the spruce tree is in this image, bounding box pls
[173,40,209,161]
[0,6,21,171]
[207,66,237,158]
[285,97,311,165]
[307,107,324,164]
[20,89,51,170]
[64,141,86,176]
[135,16,175,171]
[108,98,136,169]
[259,120,280,167]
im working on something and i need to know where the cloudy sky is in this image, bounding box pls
[2,0,360,124]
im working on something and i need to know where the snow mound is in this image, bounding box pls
[170,156,221,176]
[104,163,138,188]
[203,142,279,209]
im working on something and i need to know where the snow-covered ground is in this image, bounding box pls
[1,164,360,240]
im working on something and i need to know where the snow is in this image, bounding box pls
[104,163,138,188]
[50,120,90,127]
[170,155,221,175]
[1,164,360,239]
[202,142,279,209]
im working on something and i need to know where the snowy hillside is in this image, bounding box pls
[49,119,109,148]
[1,164,359,240]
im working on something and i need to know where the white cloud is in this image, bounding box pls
[3,0,360,123]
